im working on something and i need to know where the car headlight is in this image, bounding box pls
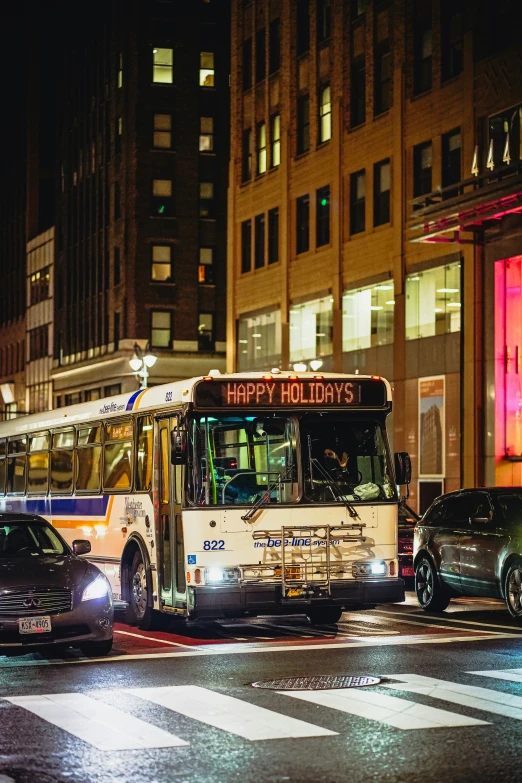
[370,561,387,576]
[82,574,110,601]
[205,567,240,584]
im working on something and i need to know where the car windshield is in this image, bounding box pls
[301,415,395,503]
[0,522,66,558]
[188,415,299,505]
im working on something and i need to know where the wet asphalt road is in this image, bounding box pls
[1,595,522,783]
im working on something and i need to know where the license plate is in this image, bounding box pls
[402,567,414,577]
[19,616,52,635]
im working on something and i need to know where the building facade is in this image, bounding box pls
[51,0,230,405]
[228,0,522,511]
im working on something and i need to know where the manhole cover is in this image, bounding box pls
[251,675,381,690]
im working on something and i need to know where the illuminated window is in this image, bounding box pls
[290,295,333,362]
[199,117,214,151]
[151,310,172,348]
[30,267,50,305]
[237,309,281,371]
[151,245,172,282]
[153,113,172,148]
[405,261,461,340]
[319,85,331,143]
[257,121,267,174]
[342,281,395,352]
[199,52,215,87]
[199,247,214,284]
[151,179,173,217]
[117,52,123,88]
[271,114,280,167]
[152,47,173,83]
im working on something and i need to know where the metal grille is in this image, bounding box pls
[0,589,72,616]
[252,675,381,690]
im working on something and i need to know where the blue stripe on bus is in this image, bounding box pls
[0,496,110,516]
[126,390,143,411]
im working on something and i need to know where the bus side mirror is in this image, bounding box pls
[394,452,411,486]
[171,430,187,465]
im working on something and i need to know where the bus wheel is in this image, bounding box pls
[306,607,343,625]
[126,550,157,630]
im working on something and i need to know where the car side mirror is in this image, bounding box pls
[394,452,412,486]
[72,540,91,555]
[171,430,187,465]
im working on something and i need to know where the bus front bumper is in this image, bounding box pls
[187,578,405,619]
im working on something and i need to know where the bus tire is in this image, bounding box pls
[126,549,158,630]
[306,607,343,625]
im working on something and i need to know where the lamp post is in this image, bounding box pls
[129,343,157,389]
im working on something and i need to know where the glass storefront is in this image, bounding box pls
[342,281,395,352]
[237,309,281,371]
[406,261,461,340]
[289,295,333,363]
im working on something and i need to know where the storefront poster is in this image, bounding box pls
[419,376,445,478]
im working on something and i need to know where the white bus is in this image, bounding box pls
[0,371,410,628]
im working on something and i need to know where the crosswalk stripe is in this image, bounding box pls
[126,685,337,740]
[384,674,522,720]
[468,668,522,684]
[5,693,188,751]
[280,688,488,730]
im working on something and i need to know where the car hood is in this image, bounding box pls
[0,555,89,591]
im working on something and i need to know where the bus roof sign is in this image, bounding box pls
[193,378,388,409]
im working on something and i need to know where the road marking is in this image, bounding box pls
[407,613,522,633]
[114,628,198,649]
[469,668,522,684]
[281,688,488,730]
[384,674,522,720]
[4,693,188,750]
[0,632,512,668]
[372,609,516,635]
[127,685,337,740]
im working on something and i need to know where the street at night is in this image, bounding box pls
[1,596,522,783]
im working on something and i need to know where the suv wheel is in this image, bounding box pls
[504,560,522,620]
[306,607,343,625]
[415,557,450,612]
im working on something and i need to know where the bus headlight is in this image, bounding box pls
[82,574,110,601]
[205,567,240,584]
[370,561,387,576]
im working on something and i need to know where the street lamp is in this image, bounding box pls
[129,343,157,389]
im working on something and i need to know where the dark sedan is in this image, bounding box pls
[0,513,113,654]
[398,502,419,580]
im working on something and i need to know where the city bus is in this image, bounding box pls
[0,371,410,628]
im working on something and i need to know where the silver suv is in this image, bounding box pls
[414,488,522,620]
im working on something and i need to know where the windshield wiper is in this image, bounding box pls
[241,464,295,522]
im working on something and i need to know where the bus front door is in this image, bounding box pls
[158,417,186,612]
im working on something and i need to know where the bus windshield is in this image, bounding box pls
[301,415,395,503]
[188,415,299,505]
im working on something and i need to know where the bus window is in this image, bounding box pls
[27,432,50,495]
[77,424,101,445]
[0,439,5,495]
[189,416,298,506]
[103,419,133,490]
[160,427,170,504]
[50,429,74,494]
[136,415,153,491]
[52,429,74,449]
[7,437,27,495]
[76,444,102,492]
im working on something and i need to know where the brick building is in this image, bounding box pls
[51,0,230,404]
[228,0,522,511]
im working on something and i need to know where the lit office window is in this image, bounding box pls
[257,121,267,174]
[153,48,173,83]
[151,179,173,216]
[199,52,215,87]
[199,117,214,151]
[199,248,214,284]
[290,295,333,362]
[199,182,214,217]
[342,282,395,352]
[237,309,281,371]
[319,85,332,143]
[151,245,172,282]
[271,114,280,167]
[151,311,172,348]
[405,261,461,340]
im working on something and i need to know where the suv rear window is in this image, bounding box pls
[494,494,522,526]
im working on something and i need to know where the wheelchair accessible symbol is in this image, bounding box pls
[187,555,197,564]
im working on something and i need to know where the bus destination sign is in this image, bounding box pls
[194,378,387,409]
